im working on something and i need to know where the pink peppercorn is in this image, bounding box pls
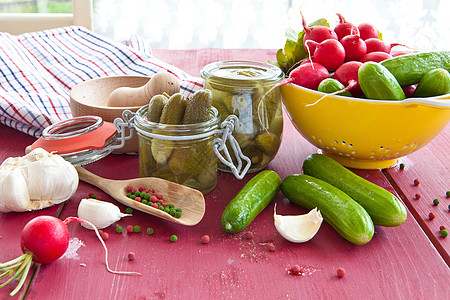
[245,231,254,239]
[267,243,276,252]
[128,252,136,261]
[429,212,436,220]
[88,192,95,197]
[337,268,346,278]
[149,195,158,203]
[148,188,155,193]
[126,225,134,233]
[415,193,421,200]
[126,185,133,192]
[201,235,210,244]
[161,202,168,207]
[101,232,109,240]
[440,226,447,231]
[290,265,301,274]
[413,179,420,186]
[134,197,142,202]
[139,186,146,192]
[156,194,163,200]
[132,187,138,193]
[151,203,158,208]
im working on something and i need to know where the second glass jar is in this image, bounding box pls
[201,60,284,172]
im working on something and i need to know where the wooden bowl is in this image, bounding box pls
[70,75,151,153]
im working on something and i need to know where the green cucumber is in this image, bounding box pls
[414,68,450,97]
[318,78,352,97]
[221,170,281,233]
[358,62,406,100]
[302,154,407,227]
[381,51,450,86]
[281,174,374,245]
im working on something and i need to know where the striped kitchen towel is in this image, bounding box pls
[0,26,204,137]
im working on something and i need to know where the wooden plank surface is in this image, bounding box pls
[1,49,449,299]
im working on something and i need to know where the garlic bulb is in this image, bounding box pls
[0,148,78,212]
[77,198,130,229]
[274,205,323,243]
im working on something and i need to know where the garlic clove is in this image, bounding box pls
[77,198,130,229]
[274,205,323,243]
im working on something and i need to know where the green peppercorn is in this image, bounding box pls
[174,211,182,218]
[127,192,132,198]
[446,191,450,197]
[134,225,140,233]
[433,199,440,206]
[170,235,178,242]
[130,195,136,200]
[168,203,175,208]
[164,207,170,213]
[176,208,182,213]
[134,191,141,197]
[91,194,97,199]
[125,207,133,214]
[399,163,405,170]
[116,226,123,233]
[146,227,154,235]
[144,193,151,200]
[441,229,449,238]
[170,208,176,216]
[142,199,148,205]
[147,201,153,206]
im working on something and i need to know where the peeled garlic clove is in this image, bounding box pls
[274,206,323,243]
[77,198,130,229]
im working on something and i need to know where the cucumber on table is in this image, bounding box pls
[302,154,407,227]
[281,174,374,245]
[221,170,281,233]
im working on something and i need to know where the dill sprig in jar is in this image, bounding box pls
[201,61,284,172]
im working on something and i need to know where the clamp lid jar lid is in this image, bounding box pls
[31,116,118,165]
[200,60,284,88]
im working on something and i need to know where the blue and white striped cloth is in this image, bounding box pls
[0,26,204,137]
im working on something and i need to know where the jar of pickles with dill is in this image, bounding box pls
[201,61,284,172]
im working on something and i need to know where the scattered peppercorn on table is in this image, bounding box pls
[1,49,449,299]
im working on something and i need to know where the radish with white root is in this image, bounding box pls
[0,215,140,296]
[334,13,358,40]
[360,51,393,63]
[357,23,379,40]
[340,33,367,62]
[306,39,346,72]
[334,61,363,97]
[365,38,405,54]
[300,11,338,53]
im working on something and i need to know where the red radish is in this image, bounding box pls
[340,34,367,62]
[402,84,417,98]
[288,62,330,90]
[358,23,379,40]
[301,11,338,53]
[360,51,393,63]
[306,39,346,71]
[334,61,364,97]
[365,38,405,53]
[0,216,140,296]
[334,13,358,40]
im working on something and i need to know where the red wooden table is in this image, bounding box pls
[1,49,449,299]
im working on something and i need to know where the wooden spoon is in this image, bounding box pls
[76,166,205,226]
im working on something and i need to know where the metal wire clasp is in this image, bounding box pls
[212,115,251,179]
[111,110,136,151]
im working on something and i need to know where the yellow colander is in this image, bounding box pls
[280,83,450,169]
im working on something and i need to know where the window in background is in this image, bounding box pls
[93,0,450,51]
[0,0,72,13]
